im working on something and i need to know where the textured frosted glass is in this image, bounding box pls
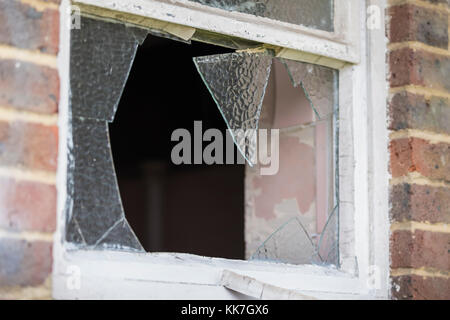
[188,0,334,31]
[280,58,337,119]
[66,16,146,251]
[70,16,147,122]
[66,118,143,251]
[194,55,337,165]
[194,52,272,165]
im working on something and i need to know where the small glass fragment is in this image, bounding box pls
[312,205,339,266]
[251,205,339,266]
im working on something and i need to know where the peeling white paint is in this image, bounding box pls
[221,270,316,300]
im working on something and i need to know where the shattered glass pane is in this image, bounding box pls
[248,118,338,267]
[193,52,272,165]
[67,14,340,264]
[188,0,334,31]
[66,16,147,251]
[246,59,339,267]
[279,58,338,120]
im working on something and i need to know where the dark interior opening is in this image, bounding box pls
[109,34,245,260]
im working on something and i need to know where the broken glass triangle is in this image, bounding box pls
[250,216,316,265]
[193,52,273,166]
[250,205,339,266]
[279,58,337,120]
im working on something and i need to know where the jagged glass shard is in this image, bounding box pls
[312,205,339,266]
[66,117,143,251]
[279,58,338,119]
[193,52,272,165]
[250,217,316,265]
[188,0,334,31]
[70,16,147,122]
[95,218,143,251]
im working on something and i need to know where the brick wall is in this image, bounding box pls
[0,0,59,299]
[387,0,449,299]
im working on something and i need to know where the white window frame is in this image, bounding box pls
[54,0,390,299]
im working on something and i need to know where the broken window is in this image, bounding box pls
[67,15,339,267]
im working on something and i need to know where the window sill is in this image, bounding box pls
[53,248,385,300]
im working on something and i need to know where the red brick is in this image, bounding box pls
[0,0,59,55]
[390,183,450,224]
[0,178,56,232]
[390,138,450,182]
[390,138,415,177]
[0,239,52,286]
[389,48,450,92]
[0,59,59,114]
[389,4,448,48]
[0,121,58,172]
[391,230,449,270]
[389,91,450,134]
[391,275,450,300]
[388,0,448,302]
